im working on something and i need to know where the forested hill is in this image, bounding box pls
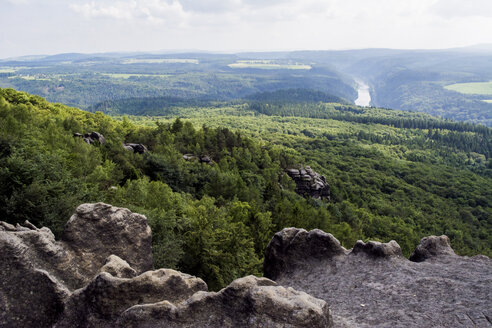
[0,88,490,291]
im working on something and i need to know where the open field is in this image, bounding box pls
[0,68,18,73]
[101,73,171,79]
[445,81,492,95]
[121,58,199,64]
[228,60,311,70]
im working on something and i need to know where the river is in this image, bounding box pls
[354,79,371,107]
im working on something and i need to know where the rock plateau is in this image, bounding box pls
[264,228,492,327]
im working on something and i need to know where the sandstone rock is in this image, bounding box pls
[182,153,196,161]
[100,255,137,279]
[0,203,152,293]
[55,269,207,328]
[123,143,148,154]
[118,275,333,328]
[61,202,153,275]
[266,228,492,328]
[351,240,403,258]
[0,205,333,328]
[0,230,70,328]
[200,155,212,163]
[409,235,456,262]
[73,131,105,145]
[182,153,213,164]
[264,228,347,280]
[285,165,330,199]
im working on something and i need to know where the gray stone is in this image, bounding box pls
[285,165,330,199]
[61,202,153,276]
[100,255,137,279]
[352,240,403,258]
[409,235,456,262]
[123,143,148,154]
[0,231,70,328]
[74,131,105,145]
[55,269,207,328]
[264,228,347,281]
[265,228,492,328]
[0,205,333,328]
[118,275,333,328]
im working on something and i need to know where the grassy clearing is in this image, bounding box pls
[8,75,50,81]
[0,68,17,73]
[229,60,311,70]
[482,100,492,103]
[122,59,199,64]
[101,73,171,79]
[445,81,492,95]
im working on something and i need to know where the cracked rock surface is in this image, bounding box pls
[264,228,492,327]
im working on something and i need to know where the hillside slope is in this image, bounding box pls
[0,88,491,290]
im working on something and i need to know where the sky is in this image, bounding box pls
[1,0,492,58]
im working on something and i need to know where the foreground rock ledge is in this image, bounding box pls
[0,203,333,328]
[264,228,492,327]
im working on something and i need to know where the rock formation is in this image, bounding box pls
[264,228,492,327]
[73,132,106,145]
[3,203,490,328]
[123,143,148,154]
[183,153,213,164]
[0,203,332,328]
[285,165,330,199]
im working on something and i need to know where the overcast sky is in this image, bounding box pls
[1,0,492,58]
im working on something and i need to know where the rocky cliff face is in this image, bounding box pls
[285,166,330,199]
[264,228,492,327]
[0,203,332,328]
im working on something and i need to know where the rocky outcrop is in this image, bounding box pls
[0,204,332,328]
[73,132,106,145]
[264,228,347,280]
[183,154,213,164]
[55,269,208,328]
[118,275,332,328]
[265,228,492,327]
[285,165,330,199]
[61,203,153,277]
[409,235,456,262]
[123,143,148,154]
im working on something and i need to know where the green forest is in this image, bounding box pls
[1,88,491,291]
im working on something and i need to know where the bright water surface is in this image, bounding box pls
[355,80,371,107]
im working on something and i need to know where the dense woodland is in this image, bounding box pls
[1,88,491,291]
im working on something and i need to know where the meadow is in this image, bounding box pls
[445,81,492,95]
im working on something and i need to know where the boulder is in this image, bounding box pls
[182,154,196,161]
[182,154,213,164]
[265,228,492,327]
[123,143,148,154]
[100,255,137,279]
[118,276,333,328]
[285,165,330,199]
[0,231,70,328]
[264,228,347,280]
[409,235,456,262]
[55,269,207,328]
[61,203,153,275]
[73,131,105,145]
[351,240,403,258]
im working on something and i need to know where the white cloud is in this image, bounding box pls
[70,0,189,25]
[1,0,492,58]
[432,0,492,18]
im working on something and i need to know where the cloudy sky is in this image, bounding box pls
[1,0,491,58]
